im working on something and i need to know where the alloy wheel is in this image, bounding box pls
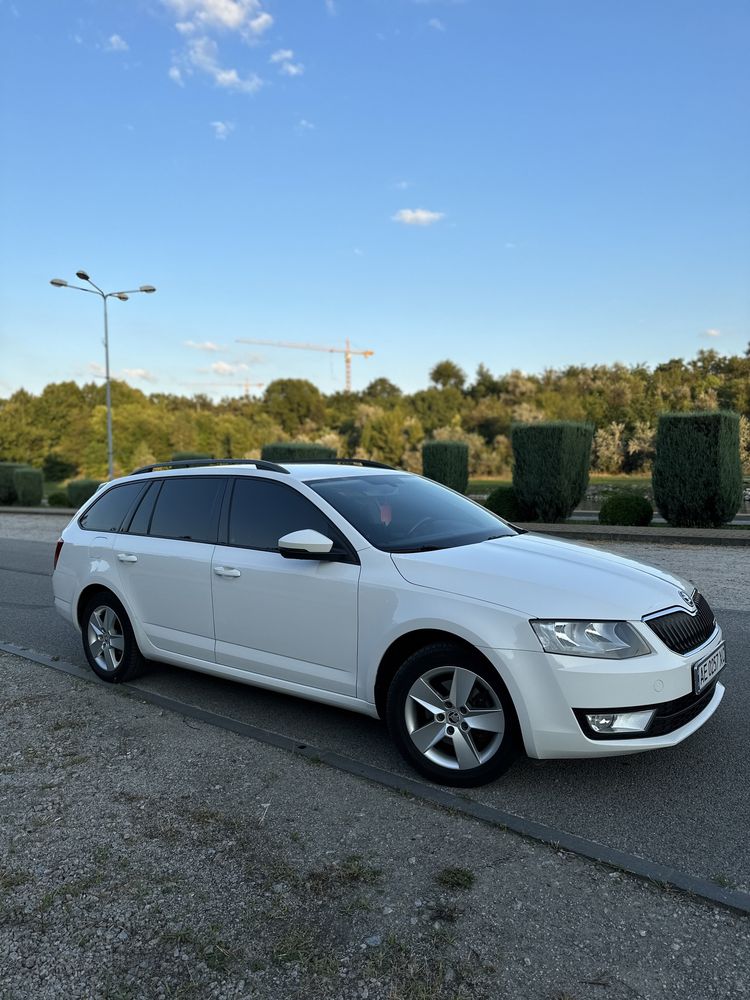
[87,605,126,673]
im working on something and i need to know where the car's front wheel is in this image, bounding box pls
[81,593,146,683]
[386,643,519,787]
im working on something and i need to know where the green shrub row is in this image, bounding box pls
[421,441,469,493]
[598,491,653,526]
[261,442,337,463]
[13,468,43,507]
[67,479,102,507]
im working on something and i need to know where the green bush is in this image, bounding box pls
[484,484,526,521]
[0,462,28,504]
[261,442,337,463]
[47,491,71,508]
[13,467,44,507]
[653,411,743,527]
[171,452,213,462]
[67,479,102,508]
[42,453,78,482]
[512,422,594,522]
[421,441,469,493]
[598,491,653,526]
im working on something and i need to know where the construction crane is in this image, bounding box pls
[235,337,374,393]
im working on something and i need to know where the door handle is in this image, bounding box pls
[214,566,241,578]
[117,553,138,563]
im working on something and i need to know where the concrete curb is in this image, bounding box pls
[516,523,749,546]
[0,506,77,515]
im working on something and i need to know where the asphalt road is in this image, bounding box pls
[1,535,748,895]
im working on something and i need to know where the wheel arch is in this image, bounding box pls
[373,628,510,721]
[76,583,124,629]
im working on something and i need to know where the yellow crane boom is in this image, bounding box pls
[236,337,374,392]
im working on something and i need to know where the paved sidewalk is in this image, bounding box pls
[1,650,748,1000]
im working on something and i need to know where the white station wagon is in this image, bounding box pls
[52,459,726,786]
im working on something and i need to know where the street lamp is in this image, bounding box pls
[49,271,157,479]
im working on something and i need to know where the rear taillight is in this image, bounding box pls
[53,538,64,570]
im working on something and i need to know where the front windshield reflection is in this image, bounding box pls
[309,474,517,553]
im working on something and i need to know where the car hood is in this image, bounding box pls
[390,532,694,620]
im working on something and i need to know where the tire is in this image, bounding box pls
[80,592,147,683]
[386,642,519,787]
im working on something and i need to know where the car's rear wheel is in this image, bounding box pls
[386,642,519,787]
[81,593,146,683]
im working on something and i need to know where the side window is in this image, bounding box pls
[227,478,350,553]
[79,483,146,532]
[149,477,225,543]
[124,481,160,535]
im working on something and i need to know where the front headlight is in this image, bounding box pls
[530,620,651,659]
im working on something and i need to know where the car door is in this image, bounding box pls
[114,475,226,660]
[212,476,360,695]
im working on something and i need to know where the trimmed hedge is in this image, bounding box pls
[599,491,653,526]
[512,422,594,522]
[47,491,71,508]
[0,462,28,504]
[261,442,337,463]
[421,441,469,494]
[652,411,743,527]
[484,484,526,522]
[13,467,44,507]
[171,452,213,462]
[67,479,102,508]
[42,453,78,482]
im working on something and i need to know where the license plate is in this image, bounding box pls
[693,643,726,695]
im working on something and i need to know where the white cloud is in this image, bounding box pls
[163,0,272,36]
[271,48,304,76]
[106,33,129,51]
[175,20,196,34]
[325,0,336,13]
[296,118,315,132]
[703,328,721,338]
[184,340,222,351]
[88,361,105,377]
[168,65,184,85]
[210,361,249,375]
[181,35,263,92]
[393,179,411,190]
[122,368,157,382]
[210,120,235,139]
[353,248,364,256]
[392,208,445,226]
[428,18,445,30]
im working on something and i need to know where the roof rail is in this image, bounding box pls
[131,458,290,475]
[280,458,395,470]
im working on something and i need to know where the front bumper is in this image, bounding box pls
[484,625,726,759]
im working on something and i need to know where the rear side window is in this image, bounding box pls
[227,478,350,554]
[125,482,159,535]
[79,483,146,532]
[149,477,225,543]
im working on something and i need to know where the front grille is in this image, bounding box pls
[645,592,716,655]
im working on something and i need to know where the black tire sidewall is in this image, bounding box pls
[386,643,519,787]
[81,593,143,683]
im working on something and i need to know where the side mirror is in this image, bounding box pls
[278,529,335,559]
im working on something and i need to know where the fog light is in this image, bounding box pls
[585,710,655,734]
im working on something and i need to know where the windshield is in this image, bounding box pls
[308,474,517,553]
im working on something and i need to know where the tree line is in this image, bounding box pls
[1,347,748,481]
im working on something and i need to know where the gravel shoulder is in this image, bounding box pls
[1,651,748,1000]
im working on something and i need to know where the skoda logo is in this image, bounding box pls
[678,589,695,609]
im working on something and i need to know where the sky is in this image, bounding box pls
[1,0,748,400]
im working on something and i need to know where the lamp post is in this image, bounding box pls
[50,271,156,479]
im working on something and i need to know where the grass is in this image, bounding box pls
[434,866,475,890]
[307,854,382,892]
[468,474,652,494]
